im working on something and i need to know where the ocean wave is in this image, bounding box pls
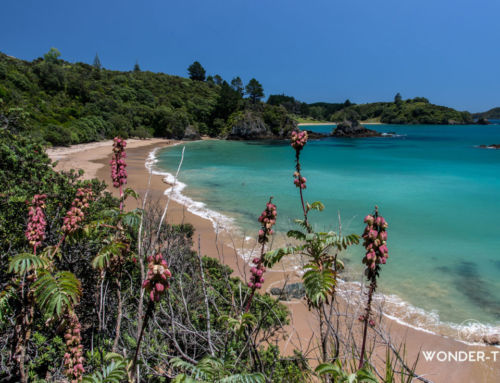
[336,279,499,347]
[146,146,500,346]
[145,146,236,233]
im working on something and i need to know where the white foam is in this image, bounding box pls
[336,279,500,347]
[145,146,236,233]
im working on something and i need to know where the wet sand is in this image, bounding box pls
[47,139,500,383]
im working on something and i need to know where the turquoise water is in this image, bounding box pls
[155,124,500,329]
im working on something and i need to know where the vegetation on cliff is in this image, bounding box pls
[0,50,295,146]
[329,96,473,125]
[268,93,474,125]
[473,107,500,120]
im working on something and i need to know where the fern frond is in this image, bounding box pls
[219,373,266,383]
[120,211,141,230]
[171,357,211,381]
[8,253,49,275]
[33,271,81,319]
[82,353,127,383]
[92,242,127,269]
[263,246,298,267]
[303,265,336,306]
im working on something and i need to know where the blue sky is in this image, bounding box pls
[1,0,499,112]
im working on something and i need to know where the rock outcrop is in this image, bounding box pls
[332,120,382,138]
[270,282,306,300]
[476,118,490,125]
[479,144,500,149]
[227,111,273,140]
[182,125,201,140]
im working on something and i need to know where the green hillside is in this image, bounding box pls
[329,97,473,125]
[0,49,293,145]
[472,107,500,120]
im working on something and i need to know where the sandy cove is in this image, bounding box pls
[47,139,500,383]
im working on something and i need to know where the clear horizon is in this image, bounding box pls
[1,0,499,112]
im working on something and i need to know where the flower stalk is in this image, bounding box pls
[359,206,389,368]
[245,197,277,312]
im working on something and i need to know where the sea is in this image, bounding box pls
[149,122,500,342]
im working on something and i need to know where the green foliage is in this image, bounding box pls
[171,356,266,383]
[230,77,244,97]
[0,286,15,322]
[27,332,65,382]
[8,253,50,274]
[303,263,336,306]
[82,353,127,383]
[0,51,221,142]
[315,361,378,382]
[473,106,500,120]
[330,98,473,124]
[188,61,206,81]
[33,271,81,319]
[245,78,264,104]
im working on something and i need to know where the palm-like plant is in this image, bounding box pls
[171,356,266,383]
[263,130,359,363]
[315,360,378,383]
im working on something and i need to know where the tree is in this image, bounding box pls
[213,74,223,85]
[188,61,206,81]
[245,78,264,104]
[230,76,244,96]
[43,48,61,64]
[394,92,402,105]
[134,60,141,72]
[93,53,102,70]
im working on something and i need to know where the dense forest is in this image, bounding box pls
[329,94,473,125]
[0,49,296,146]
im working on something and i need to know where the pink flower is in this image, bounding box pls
[143,253,172,302]
[110,137,127,189]
[25,194,48,253]
[250,198,277,291]
[290,130,308,151]
[362,208,389,272]
[61,188,93,234]
[63,313,84,382]
[364,215,374,225]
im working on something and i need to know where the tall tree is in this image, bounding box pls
[394,92,402,105]
[93,53,102,70]
[213,74,223,85]
[43,47,61,64]
[134,60,141,72]
[230,76,244,97]
[188,61,206,81]
[245,78,264,104]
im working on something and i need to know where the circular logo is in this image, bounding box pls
[456,319,489,343]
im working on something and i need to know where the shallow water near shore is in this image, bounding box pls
[153,124,500,338]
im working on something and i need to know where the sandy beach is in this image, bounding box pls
[47,139,500,383]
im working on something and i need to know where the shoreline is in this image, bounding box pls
[298,122,383,126]
[47,139,500,382]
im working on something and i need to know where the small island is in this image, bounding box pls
[332,120,382,138]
